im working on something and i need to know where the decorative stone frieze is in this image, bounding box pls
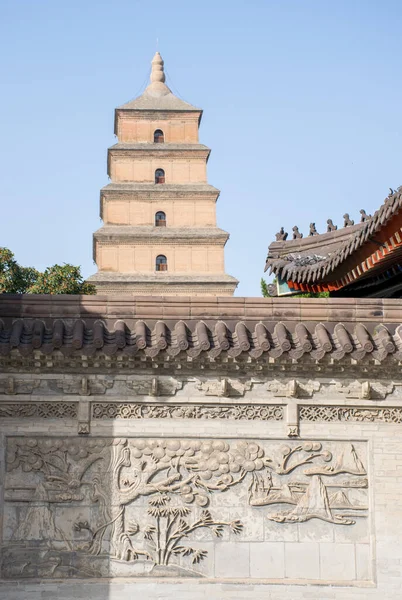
[266,379,320,398]
[78,421,90,435]
[299,405,402,423]
[91,402,284,421]
[196,378,253,397]
[3,436,369,582]
[0,402,78,419]
[55,376,114,396]
[335,379,395,400]
[126,376,182,396]
[0,377,40,395]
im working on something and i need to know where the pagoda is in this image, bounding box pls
[88,52,238,296]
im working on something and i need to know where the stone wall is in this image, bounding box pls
[1,372,402,599]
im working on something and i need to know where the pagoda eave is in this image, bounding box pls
[87,272,238,297]
[93,228,230,248]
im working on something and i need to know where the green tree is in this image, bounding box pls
[0,248,39,294]
[260,278,270,298]
[0,248,96,295]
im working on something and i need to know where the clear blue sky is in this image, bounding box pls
[1,0,401,296]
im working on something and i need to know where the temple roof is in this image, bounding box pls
[118,52,201,113]
[265,187,402,294]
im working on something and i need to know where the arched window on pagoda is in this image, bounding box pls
[155,168,165,184]
[154,129,164,143]
[155,211,166,227]
[156,255,167,272]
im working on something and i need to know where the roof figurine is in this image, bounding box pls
[309,223,318,236]
[264,187,402,297]
[275,227,288,241]
[327,219,337,232]
[343,213,354,227]
[292,226,303,239]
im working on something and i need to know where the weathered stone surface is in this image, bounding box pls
[0,296,402,599]
[2,436,369,582]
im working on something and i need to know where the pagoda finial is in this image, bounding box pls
[145,52,170,97]
[150,52,166,84]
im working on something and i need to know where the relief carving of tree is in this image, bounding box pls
[5,436,368,577]
[84,438,249,562]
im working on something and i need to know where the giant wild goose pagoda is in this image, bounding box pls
[1,53,402,600]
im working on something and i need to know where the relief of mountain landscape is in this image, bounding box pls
[2,437,368,579]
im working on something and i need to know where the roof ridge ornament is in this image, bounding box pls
[275,227,288,241]
[327,219,337,232]
[292,226,303,240]
[343,213,354,227]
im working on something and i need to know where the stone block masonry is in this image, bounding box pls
[1,296,402,599]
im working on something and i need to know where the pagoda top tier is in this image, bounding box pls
[118,52,201,113]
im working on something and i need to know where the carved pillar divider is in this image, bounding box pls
[286,399,299,437]
[78,398,91,435]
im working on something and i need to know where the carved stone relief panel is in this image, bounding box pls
[0,402,78,419]
[300,405,402,423]
[126,376,183,396]
[91,402,284,421]
[3,436,370,582]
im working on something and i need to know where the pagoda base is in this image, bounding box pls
[87,272,238,296]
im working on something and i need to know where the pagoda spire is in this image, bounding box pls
[150,52,165,83]
[146,52,170,96]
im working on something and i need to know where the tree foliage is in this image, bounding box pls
[260,278,270,298]
[0,248,96,295]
